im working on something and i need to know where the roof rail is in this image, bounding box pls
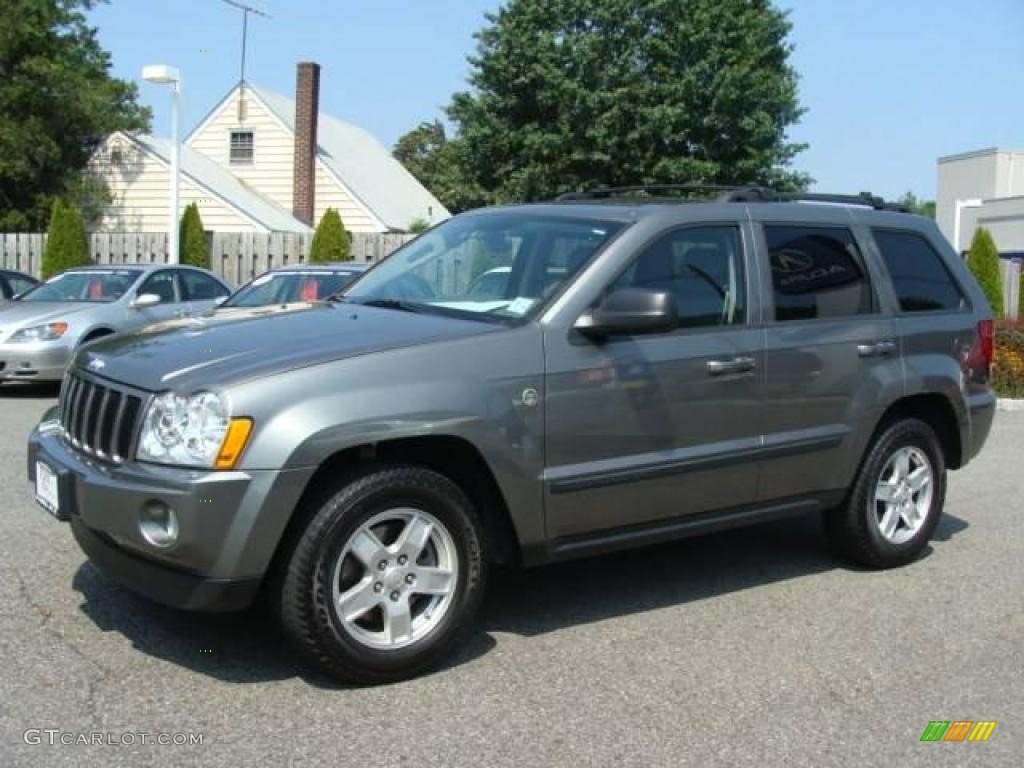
[555,184,770,202]
[773,191,911,213]
[554,185,911,212]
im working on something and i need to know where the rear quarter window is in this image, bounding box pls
[872,229,966,313]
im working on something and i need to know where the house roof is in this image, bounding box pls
[121,134,312,233]
[244,83,450,231]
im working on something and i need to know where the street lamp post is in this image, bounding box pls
[142,65,182,265]
[953,198,983,257]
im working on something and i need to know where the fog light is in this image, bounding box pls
[139,501,179,548]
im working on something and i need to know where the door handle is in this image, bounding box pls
[706,356,756,376]
[857,340,897,358]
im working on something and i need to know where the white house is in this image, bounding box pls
[91,62,450,234]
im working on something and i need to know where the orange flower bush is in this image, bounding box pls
[992,321,1024,398]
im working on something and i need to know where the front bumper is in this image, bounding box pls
[0,340,73,381]
[28,417,315,612]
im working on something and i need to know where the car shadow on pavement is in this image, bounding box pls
[71,561,495,689]
[70,510,968,686]
[480,510,970,638]
[0,381,61,399]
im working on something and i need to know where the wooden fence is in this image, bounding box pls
[0,231,415,286]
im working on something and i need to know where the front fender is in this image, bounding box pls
[226,328,547,556]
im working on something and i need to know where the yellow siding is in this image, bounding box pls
[91,137,259,232]
[314,162,383,233]
[188,88,295,213]
[188,87,384,233]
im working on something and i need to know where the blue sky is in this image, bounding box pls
[89,0,1024,200]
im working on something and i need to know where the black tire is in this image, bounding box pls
[824,418,946,569]
[278,465,486,685]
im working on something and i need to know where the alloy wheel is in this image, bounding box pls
[873,446,934,544]
[331,508,459,650]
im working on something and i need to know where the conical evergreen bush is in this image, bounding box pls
[309,208,352,263]
[967,228,1003,318]
[41,199,90,279]
[179,203,209,268]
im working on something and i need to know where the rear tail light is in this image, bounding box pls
[975,319,994,377]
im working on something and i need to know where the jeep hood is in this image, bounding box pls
[76,302,501,392]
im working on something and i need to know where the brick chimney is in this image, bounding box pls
[292,62,321,226]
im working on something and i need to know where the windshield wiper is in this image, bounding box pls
[351,298,422,313]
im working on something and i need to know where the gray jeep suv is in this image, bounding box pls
[28,187,996,684]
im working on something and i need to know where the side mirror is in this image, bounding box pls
[131,293,162,309]
[575,288,678,339]
[213,295,228,306]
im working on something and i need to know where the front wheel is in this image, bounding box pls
[825,418,947,569]
[278,466,486,684]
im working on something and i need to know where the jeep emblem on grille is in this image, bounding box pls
[88,357,106,371]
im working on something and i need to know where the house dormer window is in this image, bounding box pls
[230,130,254,165]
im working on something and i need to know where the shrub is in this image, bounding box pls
[309,208,352,262]
[992,321,1024,398]
[967,228,1003,317]
[179,203,209,268]
[407,218,431,234]
[41,199,90,279]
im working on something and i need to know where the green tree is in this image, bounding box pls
[178,203,208,268]
[308,208,351,263]
[967,227,1003,317]
[393,121,483,213]
[896,191,936,219]
[444,0,809,206]
[0,0,150,231]
[41,199,90,278]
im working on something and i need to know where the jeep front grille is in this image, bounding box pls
[59,373,144,463]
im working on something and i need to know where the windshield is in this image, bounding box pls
[19,269,141,303]
[343,213,625,321]
[223,269,363,308]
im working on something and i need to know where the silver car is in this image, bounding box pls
[220,262,368,308]
[0,265,230,383]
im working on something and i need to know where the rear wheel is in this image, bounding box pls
[278,466,486,684]
[825,418,946,568]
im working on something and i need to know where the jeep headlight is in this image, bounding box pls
[137,391,251,469]
[9,322,68,343]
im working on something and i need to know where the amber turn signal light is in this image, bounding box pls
[214,418,253,469]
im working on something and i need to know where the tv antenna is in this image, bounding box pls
[221,0,271,84]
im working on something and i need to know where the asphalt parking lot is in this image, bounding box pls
[0,382,1020,767]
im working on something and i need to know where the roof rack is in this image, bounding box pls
[555,185,910,212]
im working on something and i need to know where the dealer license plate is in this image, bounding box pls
[35,461,60,518]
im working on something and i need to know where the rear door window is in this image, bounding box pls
[178,270,229,301]
[765,225,874,322]
[872,229,966,312]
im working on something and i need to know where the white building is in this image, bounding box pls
[937,147,1024,259]
[90,62,449,234]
